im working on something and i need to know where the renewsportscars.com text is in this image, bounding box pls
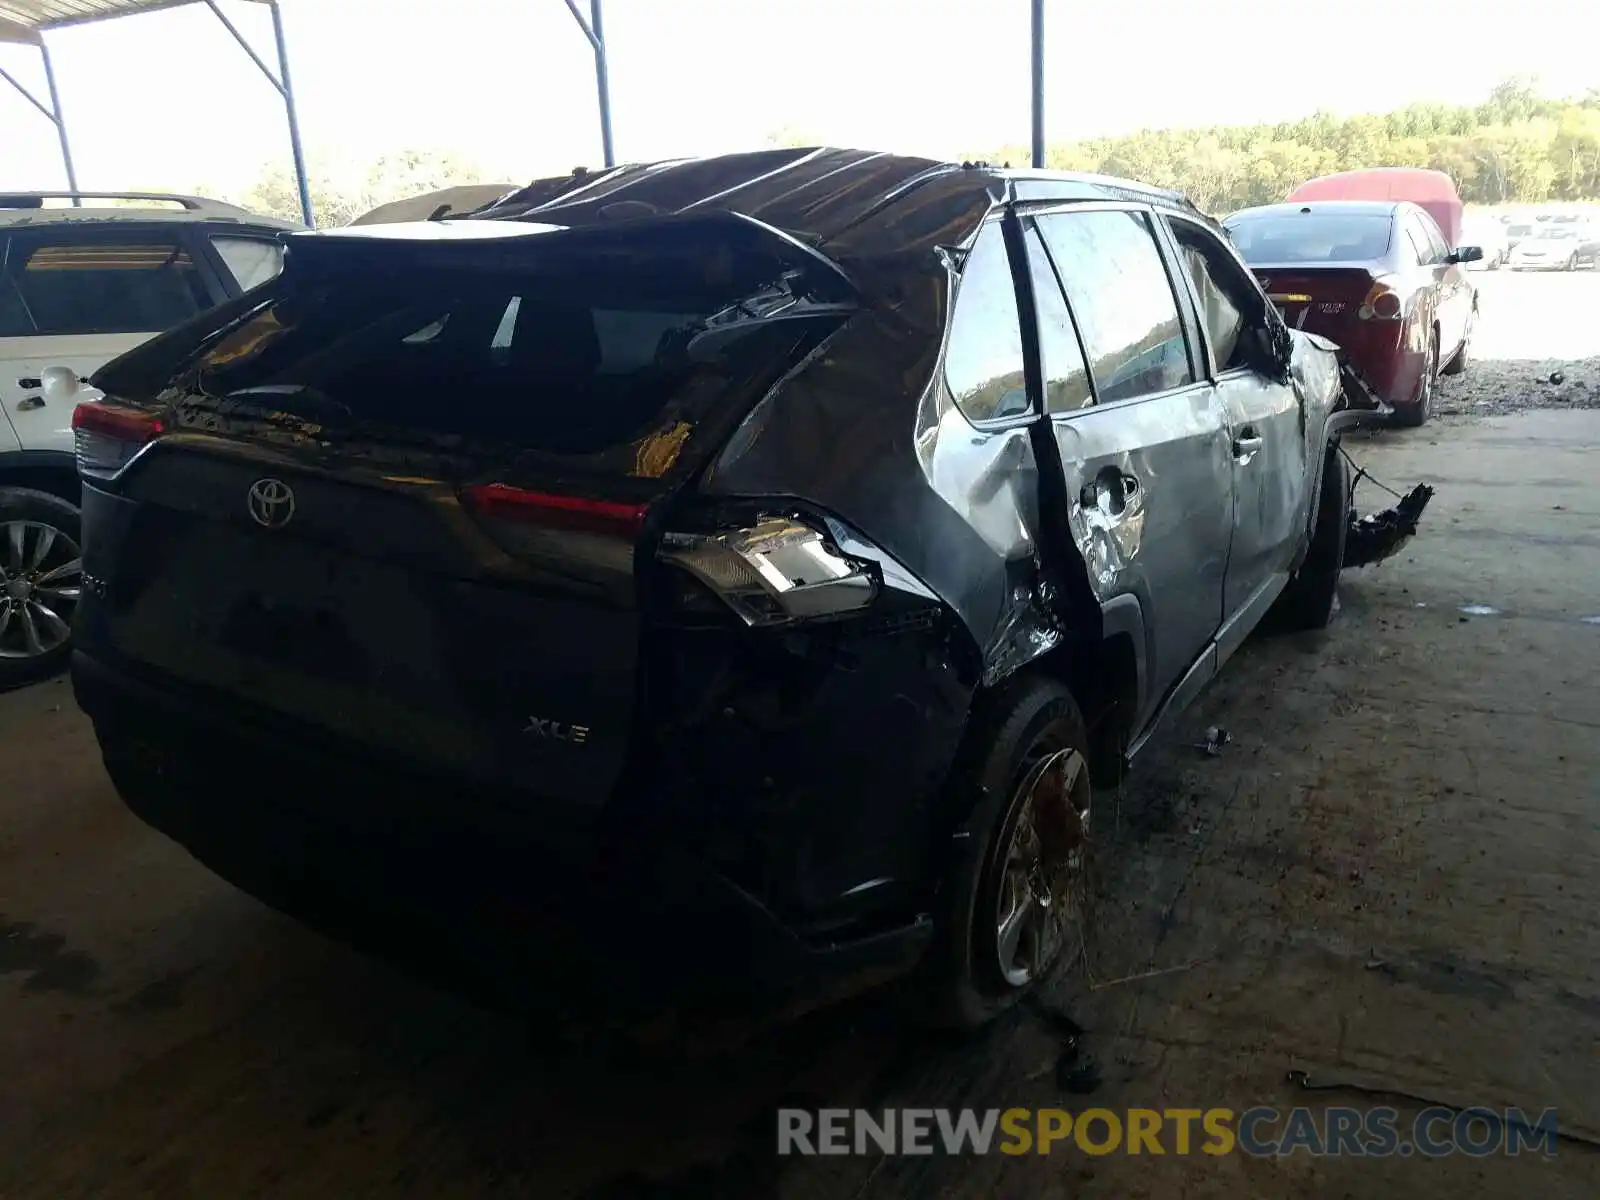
[777,1107,1560,1158]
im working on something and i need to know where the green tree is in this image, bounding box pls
[209,148,489,227]
[980,79,1600,213]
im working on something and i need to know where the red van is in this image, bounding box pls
[1287,168,1463,248]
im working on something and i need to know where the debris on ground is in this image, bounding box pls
[1344,483,1435,568]
[1056,1045,1102,1094]
[1197,727,1232,757]
[1435,356,1600,415]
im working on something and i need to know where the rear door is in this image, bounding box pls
[1026,205,1233,711]
[0,223,225,454]
[81,218,853,810]
[1411,210,1469,361]
[1163,213,1309,648]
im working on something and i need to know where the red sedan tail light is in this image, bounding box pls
[1357,278,1403,321]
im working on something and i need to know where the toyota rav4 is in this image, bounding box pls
[70,149,1367,1024]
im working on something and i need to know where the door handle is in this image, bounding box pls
[17,377,41,390]
[1233,427,1264,459]
[15,395,45,412]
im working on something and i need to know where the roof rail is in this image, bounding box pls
[0,191,255,216]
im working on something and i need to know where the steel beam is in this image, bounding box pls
[1031,0,1045,169]
[1,40,80,200]
[562,0,615,168]
[201,0,314,226]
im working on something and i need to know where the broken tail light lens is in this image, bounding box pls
[658,516,877,627]
[1357,279,1403,321]
[72,400,166,480]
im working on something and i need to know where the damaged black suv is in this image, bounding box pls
[71,148,1362,1025]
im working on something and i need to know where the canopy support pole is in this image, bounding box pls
[201,0,314,227]
[562,0,615,168]
[40,42,80,198]
[1,38,81,201]
[1030,0,1045,168]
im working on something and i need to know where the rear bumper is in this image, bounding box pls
[72,650,932,1014]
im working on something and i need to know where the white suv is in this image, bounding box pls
[1,191,300,685]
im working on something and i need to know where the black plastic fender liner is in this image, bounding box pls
[1343,483,1435,569]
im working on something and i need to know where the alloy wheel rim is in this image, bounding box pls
[0,520,83,660]
[994,746,1093,988]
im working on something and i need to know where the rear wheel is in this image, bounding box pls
[1442,311,1473,377]
[1394,335,1438,428]
[0,488,83,688]
[923,677,1094,1029]
[1272,447,1349,632]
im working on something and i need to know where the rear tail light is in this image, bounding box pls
[659,516,877,627]
[72,400,165,479]
[1357,279,1403,321]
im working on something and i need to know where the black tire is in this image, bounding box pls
[1393,335,1437,428]
[1272,447,1349,632]
[0,487,82,689]
[920,676,1094,1030]
[1441,312,1472,377]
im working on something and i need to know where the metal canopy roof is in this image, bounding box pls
[0,0,266,41]
[5,1,1056,231]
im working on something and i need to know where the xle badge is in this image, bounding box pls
[524,716,591,745]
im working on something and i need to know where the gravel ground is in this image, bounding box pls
[1435,268,1600,414]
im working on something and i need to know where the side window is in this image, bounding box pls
[1036,209,1194,404]
[944,222,1030,423]
[211,235,286,292]
[1420,217,1450,263]
[1168,217,1261,374]
[0,231,212,336]
[1023,226,1093,412]
[1404,219,1436,266]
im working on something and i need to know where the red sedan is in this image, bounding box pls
[1222,201,1481,426]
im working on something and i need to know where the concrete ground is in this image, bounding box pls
[4,284,1599,1197]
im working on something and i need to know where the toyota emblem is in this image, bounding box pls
[247,478,296,529]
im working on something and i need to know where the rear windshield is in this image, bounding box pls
[177,265,844,468]
[1224,214,1392,264]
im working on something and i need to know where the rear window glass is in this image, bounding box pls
[1224,214,1392,264]
[182,272,842,466]
[0,236,212,337]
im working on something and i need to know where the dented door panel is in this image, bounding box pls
[1049,385,1233,709]
[1215,368,1307,619]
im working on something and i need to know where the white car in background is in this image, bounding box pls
[1,191,300,685]
[1460,219,1508,270]
[1508,222,1600,272]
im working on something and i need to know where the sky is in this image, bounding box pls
[2,0,1596,197]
